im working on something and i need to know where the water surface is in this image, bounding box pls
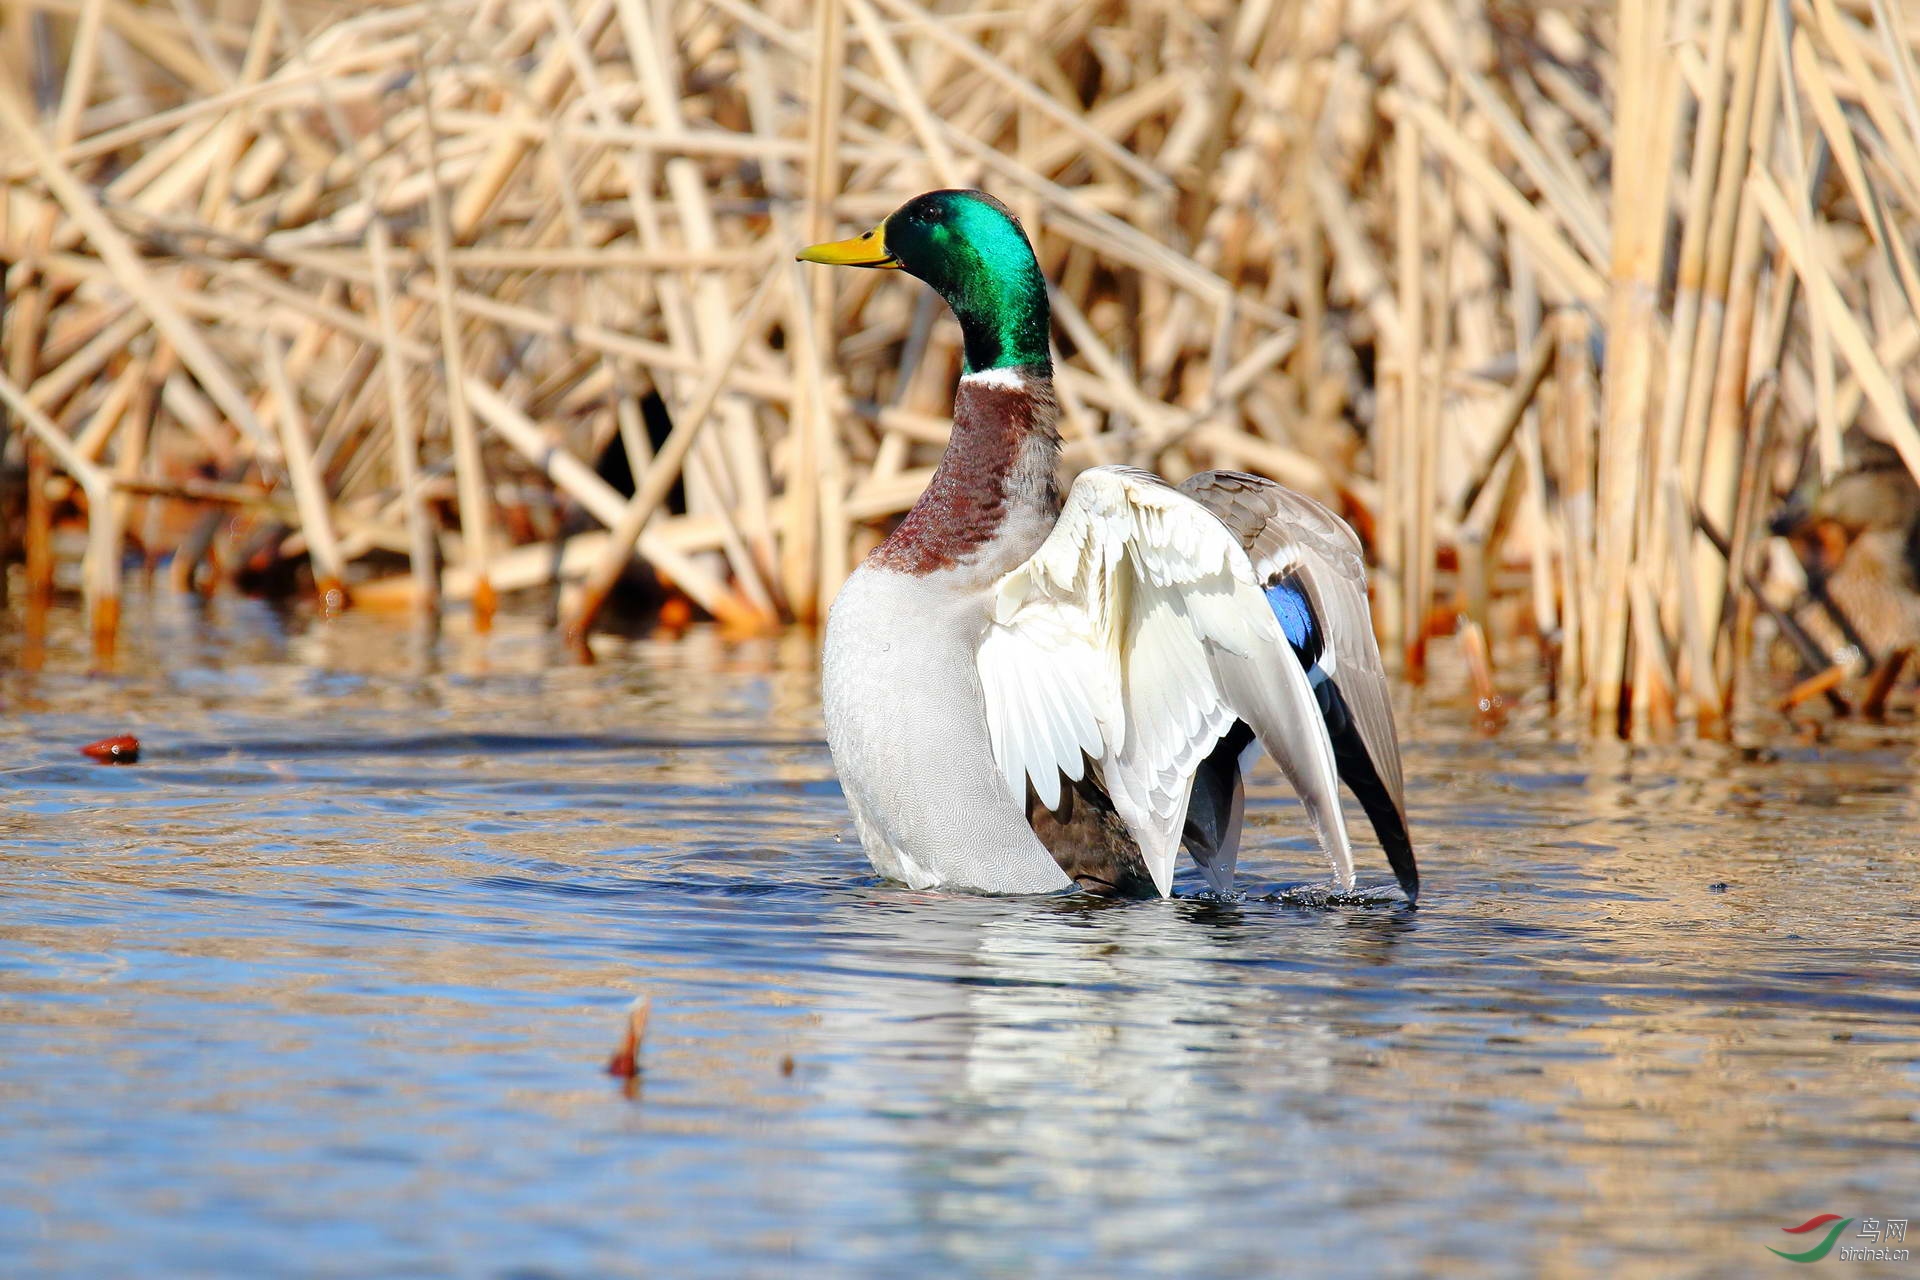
[3,593,1917,1277]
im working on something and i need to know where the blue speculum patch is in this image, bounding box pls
[1264,574,1325,674]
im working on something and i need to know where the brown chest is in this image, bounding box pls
[868,374,1061,576]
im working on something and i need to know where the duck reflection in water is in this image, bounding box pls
[792,890,1416,1267]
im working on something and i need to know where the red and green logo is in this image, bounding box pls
[1770,1214,1855,1263]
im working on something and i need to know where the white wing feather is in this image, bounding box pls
[977,466,1355,897]
[977,598,1105,810]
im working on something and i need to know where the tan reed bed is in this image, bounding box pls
[2,0,1919,737]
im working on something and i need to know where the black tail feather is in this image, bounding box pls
[1315,679,1419,904]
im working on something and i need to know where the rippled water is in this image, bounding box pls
[3,591,1917,1278]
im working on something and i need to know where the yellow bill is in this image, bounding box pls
[796,222,900,268]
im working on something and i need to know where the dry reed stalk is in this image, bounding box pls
[261,333,346,614]
[1665,473,1725,735]
[620,0,779,618]
[1448,52,1609,272]
[1676,0,1770,508]
[1648,0,1739,696]
[1751,171,1920,474]
[1554,308,1598,713]
[1593,0,1677,724]
[0,82,272,457]
[1812,0,1920,208]
[1630,565,1678,737]
[1508,260,1559,656]
[562,270,782,645]
[1796,36,1920,320]
[1695,12,1784,700]
[1777,661,1850,712]
[1410,72,1460,684]
[29,307,146,417]
[459,375,739,622]
[0,371,120,655]
[1772,0,1842,481]
[1453,328,1556,522]
[1860,647,1911,718]
[49,0,105,151]
[663,164,780,623]
[1458,617,1504,730]
[107,345,153,544]
[418,51,494,631]
[1380,89,1607,306]
[1722,376,1782,696]
[802,0,850,623]
[366,216,439,613]
[1390,97,1421,669]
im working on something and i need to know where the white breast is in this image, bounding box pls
[821,565,1073,894]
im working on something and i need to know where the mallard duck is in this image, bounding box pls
[1773,438,1920,665]
[799,190,1416,901]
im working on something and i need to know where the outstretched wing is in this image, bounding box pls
[976,465,1355,898]
[1179,470,1417,902]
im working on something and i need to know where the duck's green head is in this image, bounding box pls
[798,189,1050,375]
